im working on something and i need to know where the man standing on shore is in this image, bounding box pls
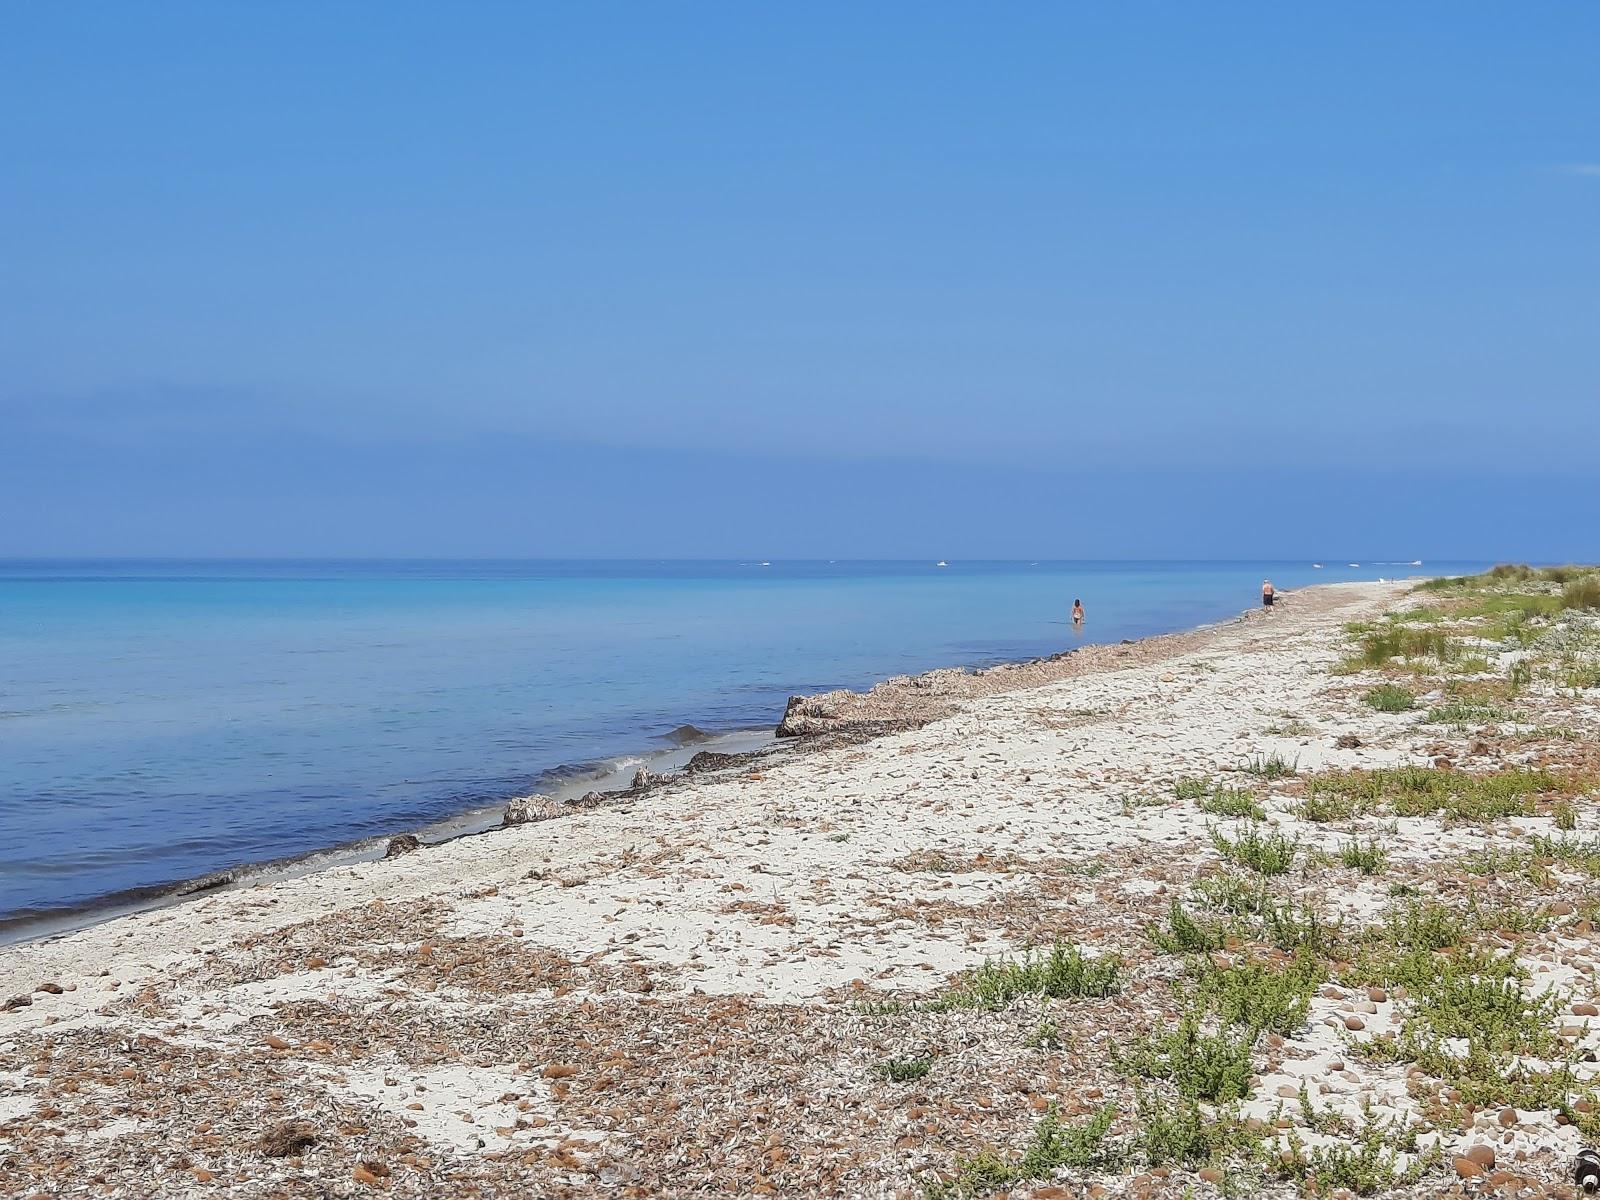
[1262,580,1276,610]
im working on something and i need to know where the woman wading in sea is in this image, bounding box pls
[1071,598,1085,626]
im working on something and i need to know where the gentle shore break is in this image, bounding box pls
[5,576,1600,1198]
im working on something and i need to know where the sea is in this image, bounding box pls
[0,558,1486,937]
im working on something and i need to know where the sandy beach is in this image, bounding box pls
[5,577,1600,1199]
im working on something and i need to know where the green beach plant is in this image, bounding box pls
[1242,752,1297,779]
[934,943,1121,1011]
[1337,838,1388,876]
[1199,786,1267,820]
[1210,821,1299,875]
[923,1105,1122,1199]
[1150,900,1232,954]
[877,1055,933,1083]
[1362,684,1415,713]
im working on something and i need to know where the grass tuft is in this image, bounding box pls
[934,944,1121,1011]
[1210,821,1299,875]
[1199,787,1268,820]
[1362,684,1416,713]
[877,1056,933,1083]
[923,1105,1121,1199]
[1337,838,1388,875]
[1242,752,1297,779]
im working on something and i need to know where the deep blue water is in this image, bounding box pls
[0,558,1483,925]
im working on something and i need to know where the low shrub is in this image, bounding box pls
[1563,577,1600,611]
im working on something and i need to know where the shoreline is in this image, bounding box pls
[0,583,1346,947]
[19,575,1596,1195]
[0,725,781,947]
[0,579,1395,980]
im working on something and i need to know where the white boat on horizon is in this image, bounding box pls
[936,560,948,568]
[1313,563,1324,569]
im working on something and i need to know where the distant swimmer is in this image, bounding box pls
[1262,579,1276,610]
[1071,598,1085,626]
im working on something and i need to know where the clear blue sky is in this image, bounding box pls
[4,3,1596,559]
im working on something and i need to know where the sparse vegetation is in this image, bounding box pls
[1273,1122,1438,1195]
[1121,1016,1257,1102]
[1150,900,1232,955]
[1025,1018,1062,1051]
[1424,699,1509,725]
[1337,838,1388,875]
[1565,660,1600,690]
[1299,765,1583,823]
[1362,684,1415,713]
[1563,576,1600,611]
[1198,786,1267,820]
[1530,833,1600,876]
[1190,952,1323,1036]
[1265,718,1317,737]
[923,1105,1122,1199]
[1210,821,1299,875]
[934,943,1121,1011]
[877,1055,933,1082]
[1135,1093,1262,1167]
[1242,752,1297,779]
[1507,658,1535,696]
[1357,626,1461,667]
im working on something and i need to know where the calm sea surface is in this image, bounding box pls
[0,559,1483,927]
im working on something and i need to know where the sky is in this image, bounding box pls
[3,3,1597,559]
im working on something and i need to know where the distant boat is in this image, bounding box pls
[760,561,771,567]
[936,560,948,568]
[1349,563,1360,567]
[1313,563,1324,569]
[1411,560,1422,566]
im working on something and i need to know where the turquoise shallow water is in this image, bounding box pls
[0,559,1482,925]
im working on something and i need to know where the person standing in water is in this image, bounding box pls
[1262,580,1275,609]
[1071,598,1085,625]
